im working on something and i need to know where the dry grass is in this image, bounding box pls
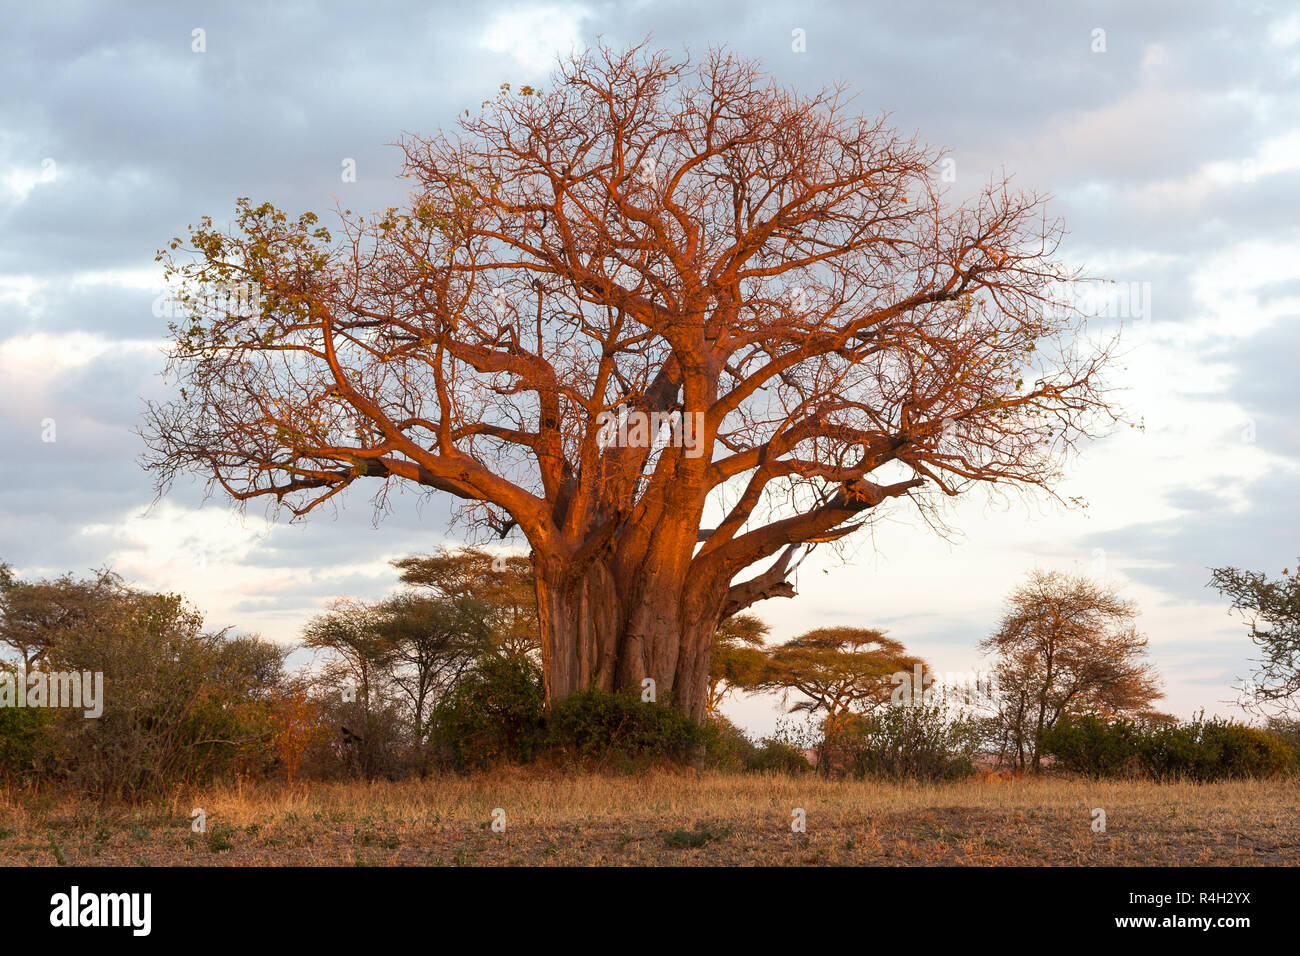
[2,770,1297,866]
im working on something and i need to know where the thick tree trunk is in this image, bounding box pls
[535,558,623,703]
[534,557,721,721]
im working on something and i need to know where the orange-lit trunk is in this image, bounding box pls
[534,555,719,721]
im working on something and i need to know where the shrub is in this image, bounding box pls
[1140,714,1292,781]
[745,739,812,775]
[1199,720,1293,778]
[1041,711,1294,781]
[36,596,284,797]
[0,703,50,780]
[1136,722,1202,780]
[1039,714,1142,777]
[1263,717,1300,772]
[547,688,704,769]
[841,700,978,781]
[699,715,811,774]
[431,655,546,770]
[267,688,329,783]
[699,715,757,772]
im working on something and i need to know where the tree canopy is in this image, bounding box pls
[143,41,1119,716]
[980,570,1162,770]
[1210,560,1300,717]
[755,626,925,736]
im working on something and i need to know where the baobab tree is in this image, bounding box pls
[144,42,1118,719]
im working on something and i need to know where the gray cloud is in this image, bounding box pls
[1,0,1298,721]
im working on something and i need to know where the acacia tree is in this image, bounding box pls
[392,547,540,660]
[144,43,1117,719]
[372,593,491,746]
[979,570,1162,770]
[1210,560,1300,717]
[300,599,407,777]
[0,566,126,670]
[706,612,768,716]
[755,627,925,745]
[301,556,520,773]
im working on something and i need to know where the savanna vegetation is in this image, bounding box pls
[3,555,1296,806]
[2,773,1297,867]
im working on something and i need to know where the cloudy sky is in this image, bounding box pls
[2,0,1297,734]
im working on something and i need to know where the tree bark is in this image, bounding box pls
[533,555,723,721]
[535,558,621,704]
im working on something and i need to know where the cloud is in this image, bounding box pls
[1,0,1298,729]
[479,3,591,74]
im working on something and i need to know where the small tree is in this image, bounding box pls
[755,626,924,761]
[706,613,768,716]
[1210,561,1300,718]
[391,547,540,660]
[301,554,516,773]
[980,570,1162,771]
[377,593,489,738]
[0,566,125,669]
[301,599,406,778]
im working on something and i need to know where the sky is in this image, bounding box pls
[2,0,1298,736]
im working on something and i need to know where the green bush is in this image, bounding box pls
[1039,714,1142,777]
[841,701,978,781]
[1140,714,1292,781]
[745,739,812,775]
[699,715,758,772]
[547,688,704,769]
[1138,722,1205,780]
[1040,711,1294,781]
[1264,718,1300,771]
[0,704,51,780]
[431,656,547,770]
[28,599,284,797]
[1199,720,1293,779]
[699,716,811,775]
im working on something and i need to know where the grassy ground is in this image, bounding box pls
[2,770,1297,866]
